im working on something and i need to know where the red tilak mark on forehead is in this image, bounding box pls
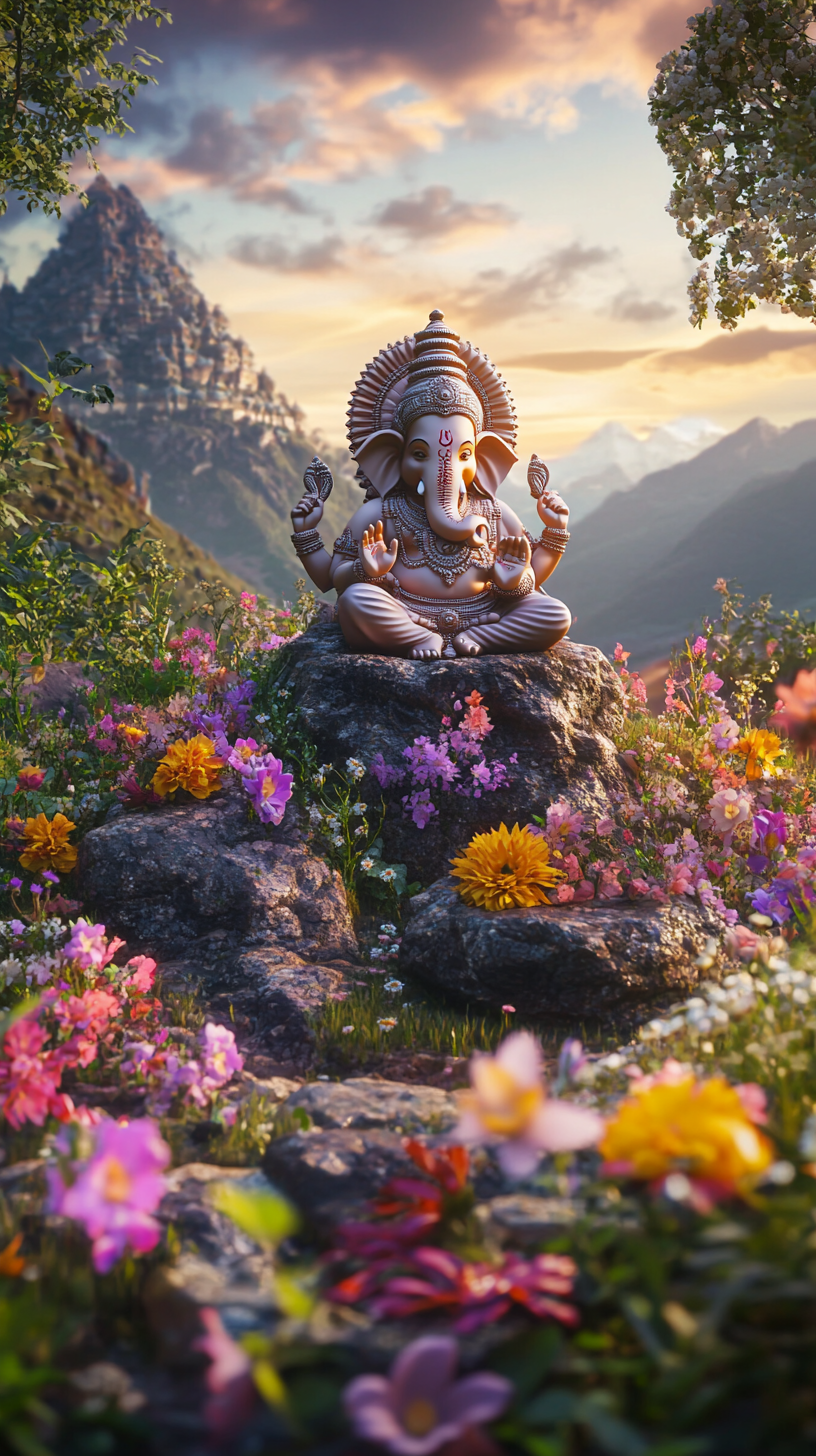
[439,428,453,447]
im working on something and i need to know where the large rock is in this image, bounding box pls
[277,623,626,883]
[77,783,357,1068]
[399,878,725,1019]
[285,1076,457,1133]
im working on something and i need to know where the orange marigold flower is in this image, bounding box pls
[0,1232,25,1277]
[733,727,783,780]
[451,822,565,912]
[599,1073,774,1201]
[20,812,77,872]
[151,734,224,800]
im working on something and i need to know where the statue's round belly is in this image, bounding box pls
[391,562,491,599]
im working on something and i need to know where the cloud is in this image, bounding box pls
[502,348,656,372]
[609,289,675,323]
[372,185,515,242]
[462,242,615,325]
[228,232,346,273]
[130,0,692,186]
[656,327,816,372]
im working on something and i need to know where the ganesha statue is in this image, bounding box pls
[290,309,571,659]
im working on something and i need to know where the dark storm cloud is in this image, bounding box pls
[463,243,616,325]
[373,185,515,240]
[228,232,346,272]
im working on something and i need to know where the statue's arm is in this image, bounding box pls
[327,501,389,595]
[496,503,555,588]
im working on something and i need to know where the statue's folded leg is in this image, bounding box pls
[459,590,571,654]
[337,582,444,658]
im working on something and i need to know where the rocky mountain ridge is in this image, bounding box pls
[0,177,358,598]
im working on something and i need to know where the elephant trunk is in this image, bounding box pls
[423,442,489,547]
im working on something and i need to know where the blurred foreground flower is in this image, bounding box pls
[733,727,783,780]
[455,1031,603,1177]
[0,1232,25,1277]
[451,822,565,912]
[48,1116,170,1273]
[15,766,45,793]
[772,668,816,753]
[19,812,77,872]
[194,1307,256,1442]
[343,1334,511,1455]
[600,1066,774,1210]
[151,734,224,800]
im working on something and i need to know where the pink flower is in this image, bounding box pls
[454,1032,604,1178]
[501,1004,515,1014]
[194,1307,256,1440]
[711,715,740,752]
[701,671,724,696]
[724,923,763,963]
[48,1117,170,1273]
[64,920,124,971]
[692,635,707,656]
[122,956,157,994]
[258,635,288,651]
[613,643,630,663]
[555,883,575,903]
[0,1017,69,1129]
[595,816,616,838]
[708,788,752,837]
[200,1023,243,1088]
[343,1335,511,1455]
[227,738,261,771]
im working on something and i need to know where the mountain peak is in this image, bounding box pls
[0,176,301,432]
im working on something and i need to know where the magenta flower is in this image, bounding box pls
[239,753,294,825]
[455,1032,604,1178]
[343,1335,511,1455]
[200,1022,243,1087]
[64,919,124,971]
[226,738,261,772]
[48,1116,170,1273]
[692,635,708,656]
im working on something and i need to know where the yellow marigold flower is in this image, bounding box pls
[118,724,148,747]
[151,734,224,800]
[450,822,565,912]
[599,1074,774,1196]
[733,727,783,781]
[19,812,77,872]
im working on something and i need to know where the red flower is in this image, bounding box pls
[372,1246,579,1333]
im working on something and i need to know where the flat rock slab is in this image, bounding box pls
[285,1076,457,1133]
[277,623,626,883]
[400,878,725,1019]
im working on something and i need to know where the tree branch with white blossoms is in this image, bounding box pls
[650,0,816,329]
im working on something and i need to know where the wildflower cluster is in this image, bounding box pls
[371,690,514,829]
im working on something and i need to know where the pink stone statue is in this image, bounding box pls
[290,310,571,659]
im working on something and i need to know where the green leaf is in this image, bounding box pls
[210,1183,299,1246]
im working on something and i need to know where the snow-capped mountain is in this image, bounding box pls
[502,417,725,529]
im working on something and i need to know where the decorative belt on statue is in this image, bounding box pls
[394,585,498,647]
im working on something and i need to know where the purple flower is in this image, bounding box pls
[9,919,25,935]
[200,1022,243,1087]
[240,752,294,825]
[41,871,60,885]
[748,887,791,923]
[48,1117,170,1273]
[371,752,405,789]
[64,919,109,969]
[8,878,22,890]
[752,810,787,855]
[29,884,43,896]
[555,1037,589,1092]
[343,1335,511,1455]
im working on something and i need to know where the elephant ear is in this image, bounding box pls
[355,430,404,499]
[475,431,518,498]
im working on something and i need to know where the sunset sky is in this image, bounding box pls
[5,0,816,460]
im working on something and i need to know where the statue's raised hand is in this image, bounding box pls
[360,520,398,578]
[291,493,324,532]
[536,488,569,529]
[291,456,333,534]
[493,532,532,593]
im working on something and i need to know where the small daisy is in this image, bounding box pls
[384,979,404,993]
[377,1017,398,1031]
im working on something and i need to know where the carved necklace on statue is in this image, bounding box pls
[383,488,498,588]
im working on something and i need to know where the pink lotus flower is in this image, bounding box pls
[708,788,752,838]
[194,1307,256,1441]
[343,1335,511,1455]
[454,1032,604,1178]
[48,1116,170,1273]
